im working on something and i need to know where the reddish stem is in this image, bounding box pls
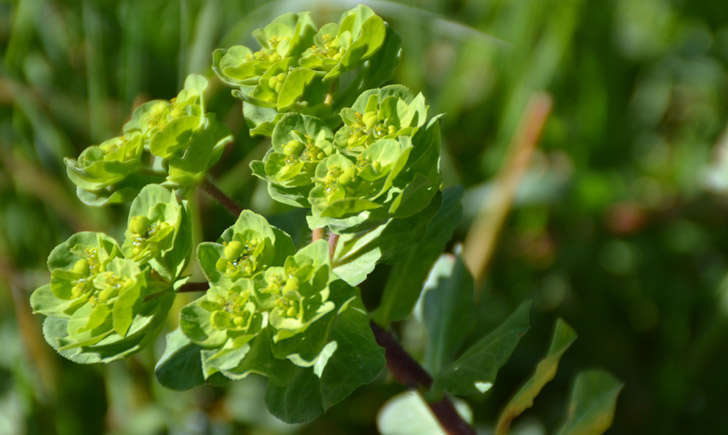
[370,322,476,435]
[201,178,242,216]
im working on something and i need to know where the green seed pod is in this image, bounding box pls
[97,286,115,302]
[72,258,90,276]
[283,140,304,156]
[282,276,299,293]
[338,166,356,185]
[129,215,151,235]
[224,240,244,260]
[362,112,377,129]
[215,257,228,273]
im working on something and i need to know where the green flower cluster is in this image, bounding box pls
[180,211,353,379]
[30,185,190,363]
[213,5,395,136]
[252,85,442,233]
[64,75,232,206]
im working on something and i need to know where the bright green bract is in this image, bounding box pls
[251,85,442,233]
[30,185,190,363]
[213,5,397,136]
[64,74,233,206]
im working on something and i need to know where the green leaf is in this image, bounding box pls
[122,100,171,134]
[165,118,233,187]
[243,103,281,137]
[331,222,389,286]
[148,116,201,159]
[42,291,174,364]
[555,370,623,435]
[433,301,532,396]
[373,186,463,325]
[201,342,251,378]
[265,365,324,424]
[30,285,76,316]
[377,390,472,435]
[112,281,141,336]
[495,319,577,435]
[422,253,476,375]
[180,299,227,348]
[344,13,386,66]
[277,68,316,110]
[221,327,295,384]
[362,26,402,88]
[154,329,206,390]
[319,294,385,409]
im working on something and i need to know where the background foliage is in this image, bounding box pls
[2,0,728,433]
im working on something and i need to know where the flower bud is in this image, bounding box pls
[97,286,115,302]
[72,258,90,276]
[283,140,303,156]
[282,276,299,293]
[362,112,377,129]
[224,240,244,260]
[338,166,356,185]
[129,215,151,235]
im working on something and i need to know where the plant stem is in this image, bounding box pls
[201,177,243,216]
[196,176,470,432]
[328,233,339,259]
[312,227,325,242]
[163,285,473,433]
[177,282,211,293]
[369,322,475,435]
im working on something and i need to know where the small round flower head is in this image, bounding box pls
[198,210,295,287]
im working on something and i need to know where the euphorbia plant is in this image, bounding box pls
[30,5,621,433]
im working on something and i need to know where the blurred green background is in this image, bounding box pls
[2,0,728,433]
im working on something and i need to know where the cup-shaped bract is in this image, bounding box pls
[197,210,296,287]
[299,5,386,81]
[122,184,191,281]
[180,278,265,351]
[214,6,397,137]
[248,85,441,233]
[30,232,175,363]
[32,232,122,318]
[64,132,144,193]
[334,85,428,155]
[213,12,316,87]
[179,238,358,381]
[139,75,233,187]
[249,113,335,207]
[253,241,335,342]
[214,12,323,112]
[66,74,232,206]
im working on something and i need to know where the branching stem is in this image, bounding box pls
[369,322,476,435]
[312,228,325,242]
[199,175,474,434]
[201,177,243,216]
[328,233,339,259]
[177,282,212,293]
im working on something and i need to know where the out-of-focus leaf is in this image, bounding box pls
[154,329,205,390]
[555,370,623,435]
[422,253,476,375]
[377,390,472,435]
[265,365,323,424]
[373,186,463,325]
[434,301,531,396]
[495,319,577,435]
